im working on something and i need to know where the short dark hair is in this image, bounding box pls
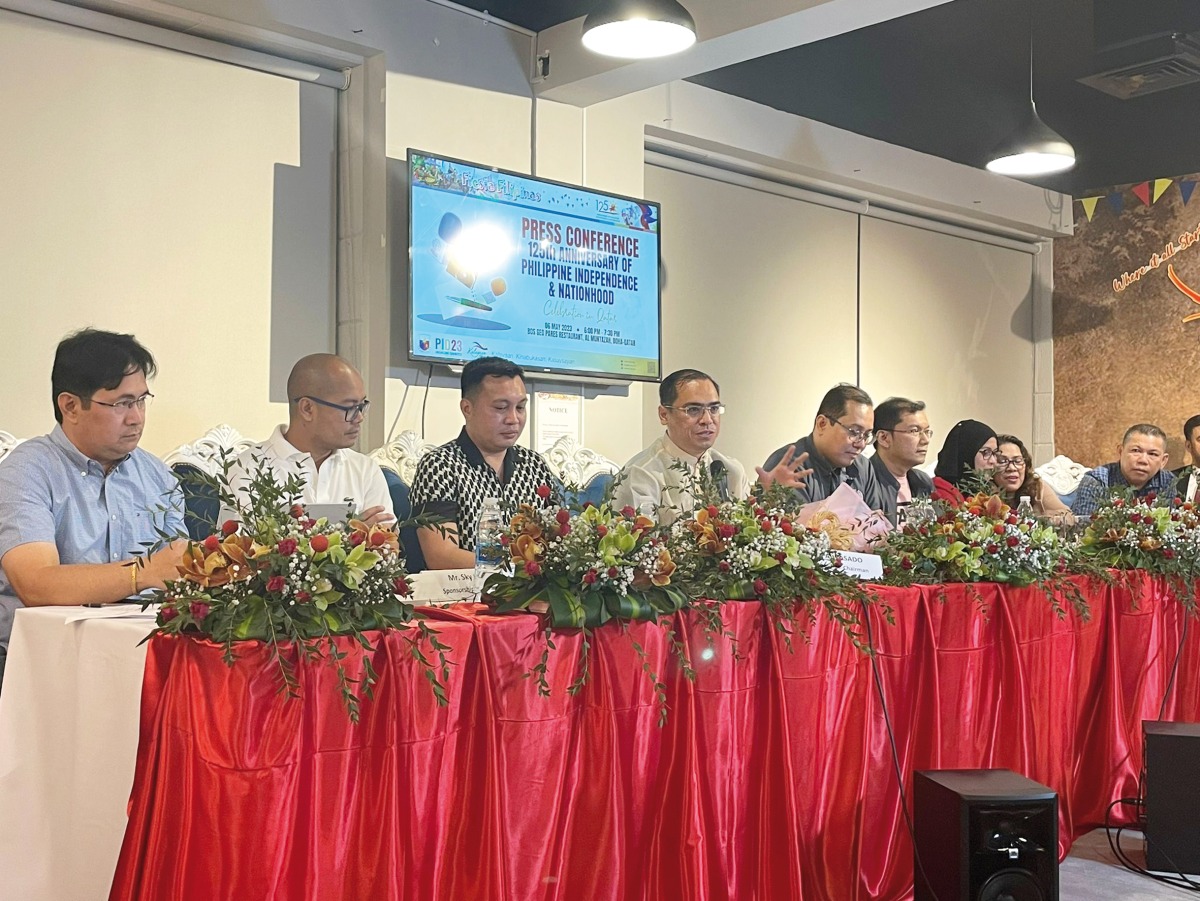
[1184,414,1200,443]
[873,397,926,433]
[51,328,156,424]
[659,368,719,407]
[1122,423,1167,445]
[816,383,872,421]
[461,356,525,399]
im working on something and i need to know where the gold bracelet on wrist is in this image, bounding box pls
[130,563,139,596]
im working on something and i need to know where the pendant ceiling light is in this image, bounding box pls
[986,0,1074,178]
[581,0,697,59]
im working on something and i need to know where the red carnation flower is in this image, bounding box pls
[607,566,620,579]
[754,506,766,517]
[221,519,238,536]
[266,575,287,594]
[986,543,999,554]
[559,523,571,536]
[621,505,636,519]
[900,557,913,570]
[718,561,731,572]
[780,519,794,536]
[718,524,737,540]
[706,505,719,518]
[760,518,773,533]
[291,504,305,519]
[349,531,365,547]
[524,561,542,577]
[556,508,571,525]
[1129,513,1142,524]
[583,569,598,585]
[1147,493,1158,504]
[393,578,411,597]
[277,538,298,556]
[202,534,220,553]
[295,591,312,604]
[753,578,768,595]
[189,601,210,621]
[160,605,179,622]
[1006,536,1019,547]
[536,483,552,500]
[993,524,1005,535]
[596,525,608,538]
[310,534,330,553]
[775,552,787,562]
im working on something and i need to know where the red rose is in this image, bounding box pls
[1006,536,1019,547]
[189,601,210,621]
[753,578,768,595]
[310,534,330,553]
[1174,497,1183,507]
[760,518,773,533]
[718,524,736,540]
[986,544,999,554]
[621,505,636,518]
[349,531,365,546]
[607,566,620,579]
[583,569,598,585]
[370,530,389,547]
[393,578,411,597]
[221,519,238,536]
[160,605,179,622]
[1163,548,1176,560]
[1007,515,1018,525]
[706,505,719,518]
[536,483,552,500]
[596,525,608,538]
[277,538,298,556]
[295,591,312,604]
[1147,493,1158,504]
[780,519,794,536]
[524,561,542,577]
[718,561,731,572]
[992,524,1005,535]
[775,552,787,562]
[266,575,287,593]
[900,557,913,571]
[559,523,571,536]
[1129,513,1142,524]
[754,506,766,517]
[291,504,305,519]
[202,534,220,553]
[556,509,571,525]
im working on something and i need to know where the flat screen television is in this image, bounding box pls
[407,149,662,382]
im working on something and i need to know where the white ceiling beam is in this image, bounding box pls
[534,0,954,106]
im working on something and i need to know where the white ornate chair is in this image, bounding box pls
[543,436,619,505]
[162,425,257,539]
[1034,455,1089,505]
[368,430,439,485]
[0,431,25,466]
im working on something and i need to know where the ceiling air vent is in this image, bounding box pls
[1079,32,1200,99]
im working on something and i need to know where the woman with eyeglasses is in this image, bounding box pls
[991,434,1075,525]
[931,419,999,506]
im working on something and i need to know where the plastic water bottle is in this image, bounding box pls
[1017,496,1034,519]
[474,497,505,592]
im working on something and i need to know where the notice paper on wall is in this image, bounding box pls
[534,391,582,454]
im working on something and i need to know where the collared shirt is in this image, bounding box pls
[1070,462,1177,519]
[764,433,875,507]
[0,425,184,648]
[224,425,393,519]
[410,429,555,550]
[613,433,750,526]
[1172,465,1199,505]
[867,452,933,524]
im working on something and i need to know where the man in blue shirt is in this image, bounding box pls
[0,329,186,683]
[1070,423,1177,519]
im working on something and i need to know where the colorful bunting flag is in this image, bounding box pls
[1153,178,1173,203]
[1080,197,1101,221]
[1181,180,1197,206]
[1131,182,1151,206]
[1107,192,1124,215]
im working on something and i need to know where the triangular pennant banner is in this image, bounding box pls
[1153,178,1173,203]
[1181,180,1197,206]
[1080,196,1101,221]
[1131,182,1152,206]
[1107,191,1124,214]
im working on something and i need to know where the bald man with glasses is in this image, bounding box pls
[224,354,394,526]
[614,368,810,525]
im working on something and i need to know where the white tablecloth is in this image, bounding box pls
[0,606,153,901]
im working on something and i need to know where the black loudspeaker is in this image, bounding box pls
[1144,720,1200,875]
[914,769,1058,901]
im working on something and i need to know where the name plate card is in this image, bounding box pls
[409,569,478,605]
[836,551,884,581]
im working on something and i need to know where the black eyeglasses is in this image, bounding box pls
[878,427,934,439]
[293,396,370,422]
[830,418,874,445]
[89,392,154,413]
[994,455,1026,469]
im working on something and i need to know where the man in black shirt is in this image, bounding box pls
[410,357,555,569]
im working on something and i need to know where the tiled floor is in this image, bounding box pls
[1062,828,1200,899]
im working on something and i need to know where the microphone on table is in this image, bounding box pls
[710,459,731,502]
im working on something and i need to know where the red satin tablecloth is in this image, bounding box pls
[109,574,1200,900]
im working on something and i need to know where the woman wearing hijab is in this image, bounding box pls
[932,419,999,505]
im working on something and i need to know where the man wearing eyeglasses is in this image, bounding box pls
[764,383,879,506]
[0,329,186,683]
[614,368,811,524]
[225,354,394,526]
[868,397,934,523]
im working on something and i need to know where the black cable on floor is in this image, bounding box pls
[1104,797,1200,891]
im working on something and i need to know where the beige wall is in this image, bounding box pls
[0,10,303,455]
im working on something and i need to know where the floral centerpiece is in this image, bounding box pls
[145,460,448,721]
[876,489,1090,618]
[1077,490,1200,607]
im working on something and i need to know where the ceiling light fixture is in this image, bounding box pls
[986,0,1075,177]
[581,0,696,59]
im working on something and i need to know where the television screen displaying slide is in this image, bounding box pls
[408,149,661,381]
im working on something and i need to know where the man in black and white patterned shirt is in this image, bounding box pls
[411,357,555,569]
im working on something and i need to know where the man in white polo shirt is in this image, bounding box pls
[225,354,394,525]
